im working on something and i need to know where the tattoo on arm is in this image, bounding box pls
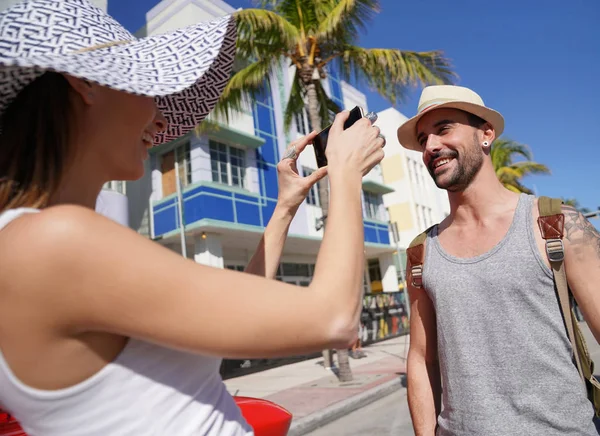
[562,205,600,257]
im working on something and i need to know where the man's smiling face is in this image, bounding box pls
[416,108,486,192]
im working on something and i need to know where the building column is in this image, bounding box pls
[194,233,224,268]
[379,253,399,292]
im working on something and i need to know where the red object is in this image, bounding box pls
[0,409,26,436]
[234,396,292,436]
[1,398,291,436]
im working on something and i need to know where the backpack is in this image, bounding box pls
[405,196,600,417]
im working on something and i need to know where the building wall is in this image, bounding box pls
[144,0,235,35]
[377,107,450,251]
[120,0,399,293]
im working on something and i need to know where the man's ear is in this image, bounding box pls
[481,121,496,145]
[63,74,95,105]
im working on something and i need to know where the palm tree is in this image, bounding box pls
[562,198,591,214]
[491,138,550,194]
[214,0,456,383]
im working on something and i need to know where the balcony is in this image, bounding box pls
[151,181,393,248]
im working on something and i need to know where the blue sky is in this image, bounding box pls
[109,0,600,214]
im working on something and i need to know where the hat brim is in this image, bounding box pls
[397,101,505,152]
[2,15,236,145]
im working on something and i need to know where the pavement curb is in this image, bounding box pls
[287,376,405,436]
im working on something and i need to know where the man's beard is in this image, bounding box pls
[427,135,484,192]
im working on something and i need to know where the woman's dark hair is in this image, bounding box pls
[0,72,75,211]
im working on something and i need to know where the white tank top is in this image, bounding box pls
[0,208,253,436]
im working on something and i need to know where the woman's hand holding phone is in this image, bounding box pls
[324,110,385,179]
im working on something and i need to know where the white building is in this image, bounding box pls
[377,107,450,280]
[119,0,401,295]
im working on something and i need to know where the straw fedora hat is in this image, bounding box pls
[0,0,237,145]
[397,85,504,151]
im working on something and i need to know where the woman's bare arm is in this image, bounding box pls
[2,111,383,359]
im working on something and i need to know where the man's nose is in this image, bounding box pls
[423,135,442,162]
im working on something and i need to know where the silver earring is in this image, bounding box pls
[482,141,489,147]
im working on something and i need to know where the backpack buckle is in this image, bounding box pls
[411,265,423,288]
[546,239,565,263]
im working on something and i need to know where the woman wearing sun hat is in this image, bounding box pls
[0,1,385,435]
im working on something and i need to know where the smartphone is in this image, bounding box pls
[313,105,365,168]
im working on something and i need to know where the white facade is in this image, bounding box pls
[377,107,450,250]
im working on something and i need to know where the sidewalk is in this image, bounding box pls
[224,335,410,435]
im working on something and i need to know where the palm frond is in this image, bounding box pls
[193,117,223,136]
[252,0,277,9]
[314,80,342,129]
[503,183,526,194]
[262,0,319,35]
[490,138,534,169]
[235,8,299,59]
[283,68,307,129]
[336,46,456,104]
[317,0,379,42]
[561,198,590,213]
[496,166,523,182]
[212,57,273,122]
[490,137,550,194]
[510,161,551,175]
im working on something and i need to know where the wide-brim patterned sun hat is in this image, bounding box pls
[0,0,236,145]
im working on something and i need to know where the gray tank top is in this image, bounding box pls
[423,194,597,435]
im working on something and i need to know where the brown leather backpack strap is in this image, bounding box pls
[538,196,566,262]
[537,196,585,382]
[406,227,433,288]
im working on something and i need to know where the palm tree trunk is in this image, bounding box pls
[305,73,353,383]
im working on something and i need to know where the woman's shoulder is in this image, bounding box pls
[0,205,134,290]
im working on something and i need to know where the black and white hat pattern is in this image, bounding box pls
[0,0,236,144]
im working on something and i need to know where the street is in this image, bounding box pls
[306,323,600,435]
[306,389,413,436]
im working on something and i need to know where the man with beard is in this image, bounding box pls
[398,85,600,435]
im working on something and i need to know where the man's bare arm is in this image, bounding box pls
[562,205,600,342]
[407,273,441,436]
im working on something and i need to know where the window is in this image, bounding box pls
[396,250,408,282]
[406,159,413,183]
[368,258,382,282]
[281,263,312,277]
[209,140,246,188]
[176,143,192,187]
[413,161,419,185]
[275,263,315,281]
[160,142,191,197]
[363,271,370,294]
[103,180,126,195]
[294,110,313,136]
[295,111,308,135]
[363,191,383,221]
[367,258,383,292]
[419,164,428,189]
[416,205,424,230]
[326,109,336,124]
[303,167,320,206]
